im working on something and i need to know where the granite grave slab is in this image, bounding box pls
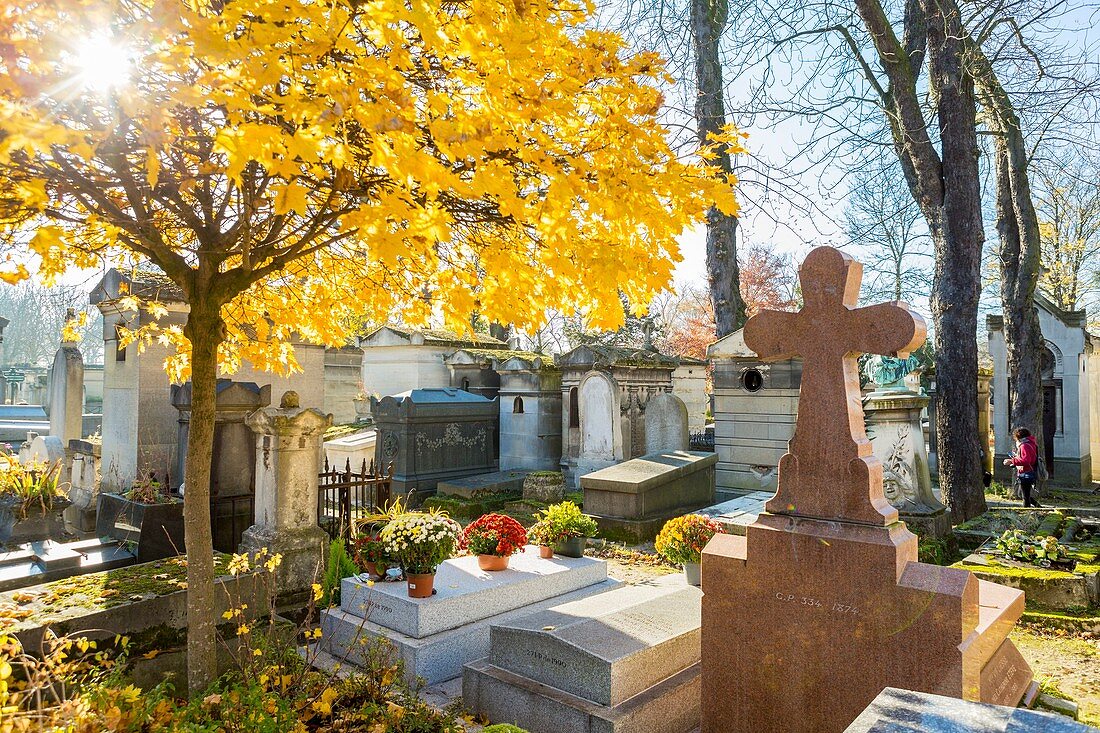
[463,576,702,733]
[692,491,771,536]
[338,546,609,638]
[581,450,717,541]
[321,577,619,685]
[845,687,1092,733]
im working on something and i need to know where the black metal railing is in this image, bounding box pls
[689,430,715,452]
[317,458,393,541]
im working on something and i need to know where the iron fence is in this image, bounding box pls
[317,458,393,541]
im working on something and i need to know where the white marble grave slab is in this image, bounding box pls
[339,546,609,638]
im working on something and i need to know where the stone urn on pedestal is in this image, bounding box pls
[862,355,950,539]
[240,391,333,599]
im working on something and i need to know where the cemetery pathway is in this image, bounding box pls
[1011,624,1100,727]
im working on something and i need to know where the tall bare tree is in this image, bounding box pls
[0,281,104,366]
[844,158,933,302]
[1033,151,1100,311]
[691,0,745,336]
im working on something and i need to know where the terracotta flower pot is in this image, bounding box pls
[478,554,510,571]
[361,561,378,578]
[407,572,436,598]
[538,545,554,559]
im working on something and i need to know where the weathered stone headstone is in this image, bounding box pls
[173,380,270,551]
[47,311,84,447]
[644,392,689,454]
[240,391,331,596]
[522,471,566,503]
[576,370,623,478]
[702,247,1035,733]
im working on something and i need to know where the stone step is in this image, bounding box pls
[488,581,702,706]
[339,546,609,639]
[322,578,621,685]
[462,657,700,733]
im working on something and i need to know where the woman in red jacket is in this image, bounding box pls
[1003,427,1042,508]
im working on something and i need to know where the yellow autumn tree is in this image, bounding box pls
[0,0,740,693]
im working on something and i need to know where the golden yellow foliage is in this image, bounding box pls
[0,0,740,378]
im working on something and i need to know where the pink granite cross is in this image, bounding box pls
[743,246,926,525]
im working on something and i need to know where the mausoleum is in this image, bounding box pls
[707,328,800,499]
[988,292,1100,487]
[358,326,507,399]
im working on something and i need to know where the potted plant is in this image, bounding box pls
[528,520,559,558]
[535,501,597,558]
[95,473,185,561]
[0,458,68,547]
[353,532,388,577]
[380,511,462,598]
[463,513,528,571]
[655,514,723,586]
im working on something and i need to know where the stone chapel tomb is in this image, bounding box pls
[701,246,1035,733]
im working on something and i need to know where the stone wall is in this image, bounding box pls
[323,346,363,425]
[672,363,708,431]
[498,357,562,471]
[711,356,800,495]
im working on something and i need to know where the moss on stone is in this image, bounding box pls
[952,559,1077,581]
[0,554,233,632]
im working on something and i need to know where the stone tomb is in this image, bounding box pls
[463,578,701,733]
[702,247,1035,733]
[371,388,499,498]
[320,547,617,685]
[581,451,717,541]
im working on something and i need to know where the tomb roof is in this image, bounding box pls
[446,348,555,367]
[390,387,496,403]
[360,325,507,349]
[89,268,186,306]
[556,344,699,369]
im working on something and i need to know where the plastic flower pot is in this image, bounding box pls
[683,562,702,586]
[538,545,554,559]
[407,572,436,598]
[478,554,510,571]
[553,536,586,558]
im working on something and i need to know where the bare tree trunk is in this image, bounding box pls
[690,0,744,338]
[925,0,987,521]
[973,47,1046,493]
[183,301,225,696]
[993,144,1045,475]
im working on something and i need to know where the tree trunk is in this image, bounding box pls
[973,47,1046,494]
[993,144,1045,482]
[690,0,744,337]
[925,0,987,522]
[182,301,225,696]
